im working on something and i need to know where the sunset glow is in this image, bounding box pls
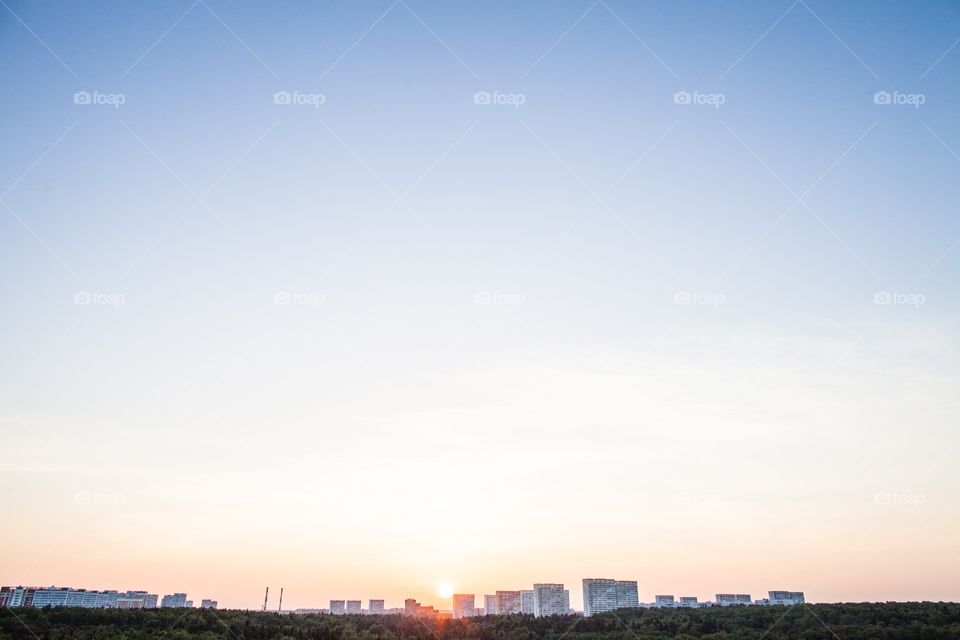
[2,0,959,613]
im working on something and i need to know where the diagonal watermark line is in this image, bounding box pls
[120,120,280,278]
[918,520,960,567]
[0,118,82,278]
[120,0,201,79]
[1,202,82,281]
[798,0,879,79]
[319,0,401,81]
[400,0,480,80]
[3,607,45,640]
[199,0,281,80]
[721,0,800,79]
[921,36,960,79]
[204,121,281,196]
[599,0,680,79]
[799,199,881,280]
[722,120,881,280]
[2,120,80,200]
[518,119,599,198]
[120,200,203,279]
[121,120,197,195]
[317,119,483,283]
[520,0,601,80]
[719,119,879,282]
[804,603,842,640]
[601,120,680,200]
[518,119,684,284]
[917,317,960,361]
[921,235,960,279]
[920,120,960,162]
[720,120,797,197]
[0,319,82,403]
[919,120,960,277]
[0,0,80,80]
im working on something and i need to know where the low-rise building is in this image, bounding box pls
[655,595,675,608]
[716,594,752,606]
[768,591,804,605]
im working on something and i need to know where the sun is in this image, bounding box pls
[437,581,455,599]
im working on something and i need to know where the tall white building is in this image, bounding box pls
[496,591,521,615]
[161,593,188,608]
[453,594,475,618]
[369,600,385,614]
[533,584,569,617]
[483,595,498,616]
[346,601,361,614]
[520,590,535,615]
[583,579,639,616]
[330,600,346,615]
[582,579,617,617]
[616,581,640,609]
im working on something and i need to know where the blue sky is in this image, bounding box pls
[2,0,960,608]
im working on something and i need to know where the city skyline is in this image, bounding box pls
[0,582,808,613]
[2,0,960,611]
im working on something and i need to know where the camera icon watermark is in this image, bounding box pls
[873,491,926,508]
[673,90,725,109]
[73,291,125,307]
[74,491,126,507]
[473,90,526,109]
[673,291,725,307]
[73,90,126,108]
[273,90,326,108]
[873,90,925,108]
[674,491,726,507]
[473,290,525,306]
[873,290,925,308]
[273,291,324,307]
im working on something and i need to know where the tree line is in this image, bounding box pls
[2,602,959,640]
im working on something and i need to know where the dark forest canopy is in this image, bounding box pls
[2,603,960,640]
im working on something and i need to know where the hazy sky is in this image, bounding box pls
[2,0,960,610]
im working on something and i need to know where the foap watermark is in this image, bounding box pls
[873,90,925,108]
[873,491,926,508]
[473,90,526,109]
[674,491,726,507]
[873,290,925,308]
[74,291,125,307]
[273,90,326,108]
[474,290,525,306]
[274,290,324,307]
[74,491,126,507]
[73,90,126,108]
[674,90,725,109]
[673,291,725,307]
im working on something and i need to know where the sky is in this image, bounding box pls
[1,0,960,611]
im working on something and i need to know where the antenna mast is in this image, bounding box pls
[278,588,283,612]
[262,587,269,612]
